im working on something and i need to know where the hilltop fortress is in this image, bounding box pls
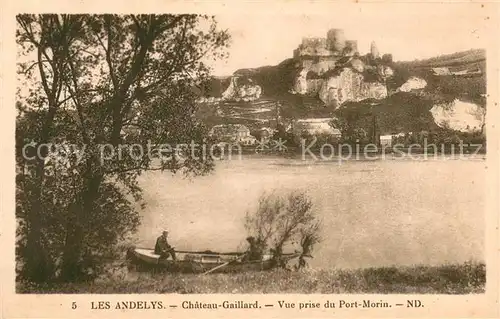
[219,28,395,107]
[293,29,359,59]
[292,29,361,76]
[291,28,390,106]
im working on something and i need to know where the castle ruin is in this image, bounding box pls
[293,28,359,59]
[291,28,391,107]
[370,41,380,59]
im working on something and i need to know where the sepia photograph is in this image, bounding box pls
[9,3,497,305]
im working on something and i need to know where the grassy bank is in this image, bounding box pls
[18,262,485,294]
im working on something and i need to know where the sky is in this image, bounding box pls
[207,3,491,76]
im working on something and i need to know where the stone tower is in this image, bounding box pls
[326,29,346,53]
[370,41,380,58]
[344,40,358,56]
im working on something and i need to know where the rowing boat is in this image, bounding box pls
[127,247,300,274]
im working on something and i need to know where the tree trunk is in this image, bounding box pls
[59,208,84,281]
[60,172,103,281]
[20,34,61,282]
[58,23,151,281]
[24,197,52,282]
[23,124,55,282]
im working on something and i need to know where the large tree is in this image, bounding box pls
[16,14,229,282]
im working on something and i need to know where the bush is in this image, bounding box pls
[244,190,322,268]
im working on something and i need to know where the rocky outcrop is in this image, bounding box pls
[294,118,341,136]
[397,76,427,92]
[293,69,308,94]
[350,59,365,72]
[430,99,485,132]
[306,79,324,95]
[221,77,262,102]
[237,85,262,102]
[309,60,337,75]
[292,58,392,105]
[315,68,388,106]
[293,69,325,95]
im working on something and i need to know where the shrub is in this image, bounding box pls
[244,190,322,268]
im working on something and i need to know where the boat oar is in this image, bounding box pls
[202,253,247,275]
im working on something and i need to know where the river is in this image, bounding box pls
[135,156,486,269]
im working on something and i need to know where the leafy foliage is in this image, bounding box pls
[330,92,439,143]
[244,190,322,268]
[16,14,230,282]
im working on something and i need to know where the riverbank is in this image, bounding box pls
[248,144,487,153]
[17,261,485,294]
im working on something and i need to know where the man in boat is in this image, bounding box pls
[155,230,176,261]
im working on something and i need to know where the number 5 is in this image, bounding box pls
[72,302,77,309]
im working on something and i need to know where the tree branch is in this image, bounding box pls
[23,60,51,74]
[103,15,119,91]
[36,46,54,103]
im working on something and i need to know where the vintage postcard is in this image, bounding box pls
[1,1,499,318]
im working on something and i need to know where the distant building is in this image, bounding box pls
[379,133,405,147]
[379,135,393,147]
[257,127,276,142]
[209,124,256,145]
[465,68,482,75]
[450,69,468,76]
[431,67,452,76]
[432,66,482,77]
[449,67,482,77]
[239,135,258,145]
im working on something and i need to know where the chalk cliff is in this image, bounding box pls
[292,60,392,106]
[221,77,262,102]
[317,68,388,106]
[430,99,485,132]
[397,77,427,92]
